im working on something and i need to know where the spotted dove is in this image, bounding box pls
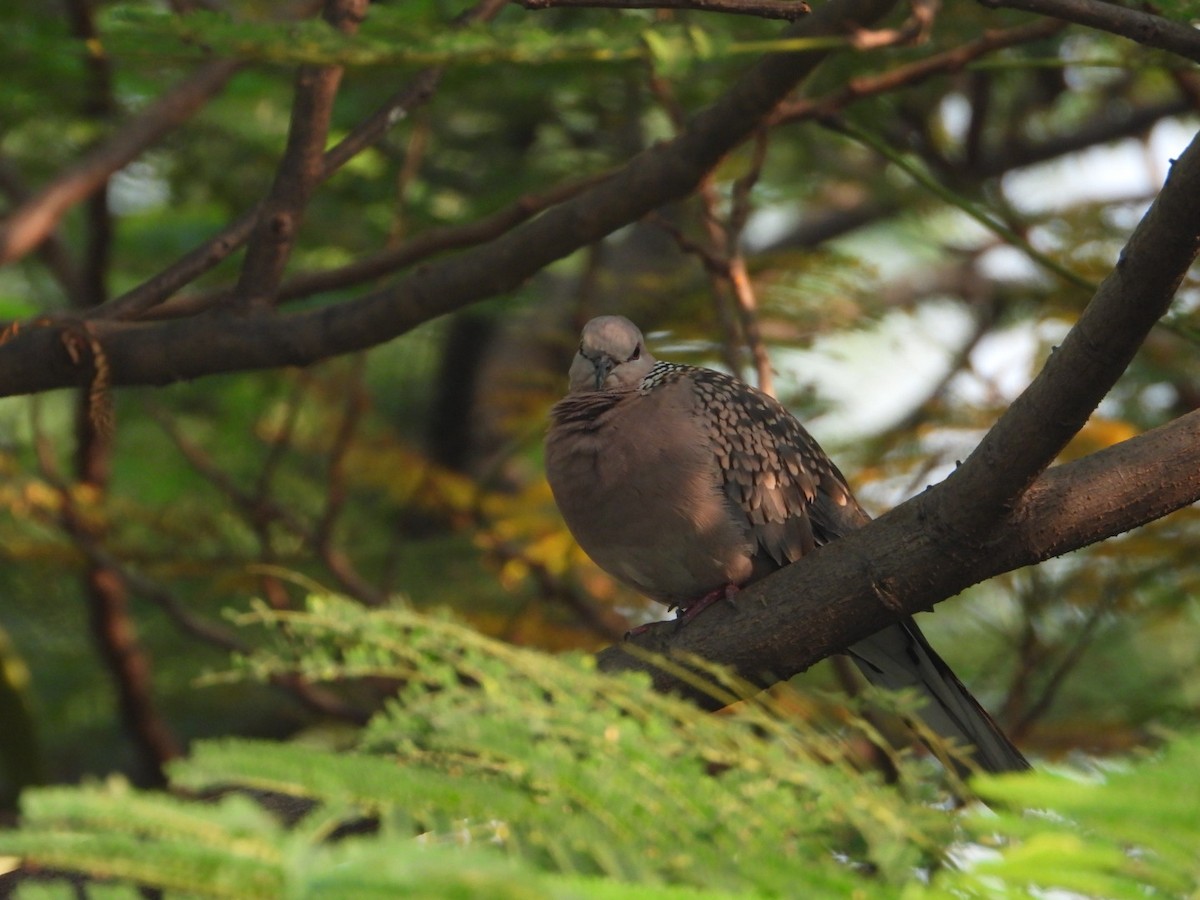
[545,315,1029,774]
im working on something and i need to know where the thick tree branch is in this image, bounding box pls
[0,59,241,267]
[941,125,1200,533]
[977,0,1200,63]
[89,72,443,323]
[0,0,899,395]
[596,408,1200,705]
[86,0,508,322]
[593,127,1200,702]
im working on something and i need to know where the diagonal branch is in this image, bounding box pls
[977,0,1200,64]
[518,0,811,20]
[597,407,1200,705]
[0,59,242,268]
[941,124,1200,533]
[772,19,1066,124]
[232,0,368,312]
[143,170,611,319]
[0,0,900,396]
[85,0,509,322]
[88,71,443,323]
[594,126,1200,704]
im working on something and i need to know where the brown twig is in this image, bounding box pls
[773,19,1065,123]
[30,3,184,788]
[643,70,774,390]
[88,0,508,323]
[231,0,367,312]
[0,59,241,268]
[517,0,810,20]
[1008,581,1121,740]
[725,129,774,396]
[143,171,611,319]
[32,404,181,785]
[849,0,939,48]
[310,358,389,607]
[977,0,1200,63]
[148,394,386,607]
[0,157,84,299]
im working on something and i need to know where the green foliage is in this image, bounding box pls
[936,739,1200,898]
[1,598,1198,897]
[95,6,832,70]
[207,596,955,890]
[2,0,1199,858]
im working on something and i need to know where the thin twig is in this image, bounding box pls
[0,59,241,268]
[773,19,1066,123]
[0,157,84,299]
[88,0,508,322]
[148,396,386,607]
[518,0,810,20]
[32,400,181,783]
[850,0,939,49]
[311,357,388,607]
[977,0,1200,64]
[1010,581,1121,739]
[826,116,1096,292]
[725,129,774,395]
[644,70,774,389]
[232,0,367,312]
[144,171,612,319]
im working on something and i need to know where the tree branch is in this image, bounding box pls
[144,171,610,319]
[772,19,1066,124]
[517,0,810,20]
[82,0,509,322]
[88,71,442,323]
[977,0,1200,64]
[593,125,1200,702]
[232,0,367,312]
[942,124,1200,532]
[0,0,900,395]
[596,407,1200,705]
[0,59,242,267]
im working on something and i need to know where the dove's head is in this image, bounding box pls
[568,316,657,393]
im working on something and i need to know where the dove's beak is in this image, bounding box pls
[591,356,614,390]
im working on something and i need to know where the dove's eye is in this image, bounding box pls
[628,344,641,362]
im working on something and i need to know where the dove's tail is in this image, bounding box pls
[849,618,1030,774]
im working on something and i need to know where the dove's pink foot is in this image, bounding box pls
[624,584,740,639]
[677,583,740,625]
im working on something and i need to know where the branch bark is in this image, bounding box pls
[943,124,1200,531]
[977,0,1200,63]
[231,0,367,312]
[0,59,241,267]
[596,407,1200,705]
[518,0,810,20]
[0,0,900,395]
[591,125,1200,700]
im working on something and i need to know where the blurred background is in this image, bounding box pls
[1,0,1198,810]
